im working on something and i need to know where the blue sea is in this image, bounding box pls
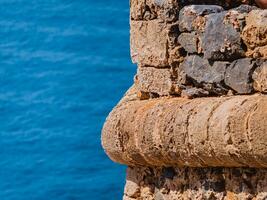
[0,0,136,199]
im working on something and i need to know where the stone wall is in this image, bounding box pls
[102,0,267,199]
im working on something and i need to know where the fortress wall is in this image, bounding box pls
[102,1,267,199]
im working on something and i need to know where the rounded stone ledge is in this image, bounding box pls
[101,90,267,168]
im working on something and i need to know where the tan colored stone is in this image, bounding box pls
[136,67,174,96]
[242,10,267,59]
[131,20,169,66]
[253,61,267,93]
[123,166,267,200]
[130,0,179,21]
[102,87,267,167]
[124,180,141,198]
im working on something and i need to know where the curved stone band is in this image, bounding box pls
[102,87,267,168]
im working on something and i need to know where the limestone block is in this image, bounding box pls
[136,66,174,96]
[102,88,267,167]
[130,20,169,66]
[253,61,267,93]
[130,0,179,22]
[242,9,267,59]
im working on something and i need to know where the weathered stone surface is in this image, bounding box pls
[178,32,199,53]
[225,58,257,94]
[102,87,267,167]
[136,67,174,96]
[130,0,253,21]
[242,9,267,59]
[253,61,267,93]
[180,55,229,94]
[179,5,224,32]
[123,166,267,200]
[130,0,180,22]
[167,24,186,64]
[201,9,248,60]
[131,20,169,66]
[181,87,209,99]
[181,55,228,84]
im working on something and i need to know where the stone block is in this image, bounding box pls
[130,0,179,22]
[201,9,247,60]
[131,20,169,66]
[225,58,257,94]
[253,61,267,93]
[136,66,173,96]
[179,5,224,32]
[180,55,229,94]
[242,9,267,59]
[181,87,209,99]
[178,32,199,53]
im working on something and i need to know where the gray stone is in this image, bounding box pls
[225,58,257,94]
[180,55,228,85]
[178,32,199,53]
[201,10,245,61]
[232,4,257,13]
[181,87,209,99]
[179,5,224,32]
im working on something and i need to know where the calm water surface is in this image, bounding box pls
[0,0,135,199]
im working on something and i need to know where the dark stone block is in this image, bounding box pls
[181,87,209,99]
[179,5,224,32]
[180,55,229,84]
[225,58,257,94]
[178,32,199,53]
[201,10,245,61]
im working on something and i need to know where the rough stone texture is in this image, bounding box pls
[130,4,266,97]
[123,166,267,200]
[253,61,267,93]
[130,0,180,22]
[102,86,267,168]
[130,0,253,21]
[181,87,209,99]
[136,67,174,96]
[103,1,267,199]
[180,55,229,94]
[178,32,199,53]
[242,9,267,59]
[225,58,257,94]
[131,20,169,66]
[179,5,224,32]
[201,9,246,60]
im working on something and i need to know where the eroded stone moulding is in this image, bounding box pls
[102,86,267,168]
